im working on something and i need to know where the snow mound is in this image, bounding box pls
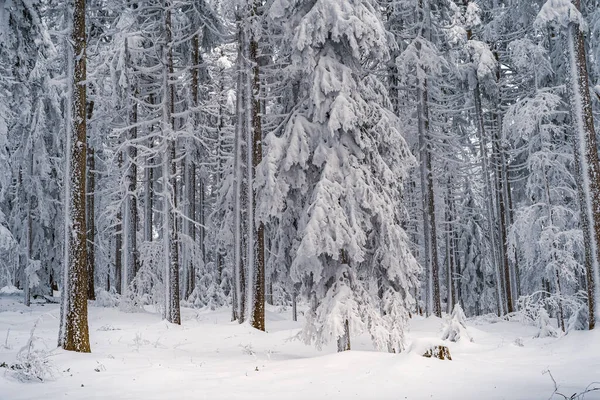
[0,286,23,296]
[407,338,451,358]
[93,290,120,308]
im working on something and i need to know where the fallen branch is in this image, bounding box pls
[544,369,600,399]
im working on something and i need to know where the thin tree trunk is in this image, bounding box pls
[417,80,440,318]
[292,289,298,322]
[493,123,513,313]
[417,83,432,317]
[445,181,456,313]
[144,137,153,243]
[86,100,95,300]
[473,83,504,316]
[163,3,180,325]
[248,9,265,331]
[24,153,33,306]
[123,81,138,290]
[232,19,246,322]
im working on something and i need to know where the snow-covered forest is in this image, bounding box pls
[1,0,600,398]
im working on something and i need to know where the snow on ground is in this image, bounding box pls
[1,293,599,400]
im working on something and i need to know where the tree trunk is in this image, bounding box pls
[567,0,599,329]
[86,100,95,300]
[185,33,198,300]
[86,144,95,300]
[445,180,456,314]
[337,319,351,352]
[115,152,123,295]
[417,78,441,318]
[493,122,513,313]
[248,13,265,331]
[233,19,246,323]
[24,159,33,307]
[144,135,153,243]
[473,83,504,316]
[115,209,122,295]
[163,3,180,325]
[60,0,90,353]
[292,289,297,322]
[123,59,138,290]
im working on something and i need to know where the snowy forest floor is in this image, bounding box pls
[1,292,599,399]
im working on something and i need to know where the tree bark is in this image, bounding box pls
[567,0,599,329]
[337,319,351,352]
[115,152,123,295]
[60,0,90,353]
[163,2,180,325]
[123,42,138,290]
[248,12,265,331]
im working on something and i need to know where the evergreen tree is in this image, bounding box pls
[259,0,419,352]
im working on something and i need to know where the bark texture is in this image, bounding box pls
[61,0,91,353]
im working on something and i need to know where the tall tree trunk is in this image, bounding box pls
[473,83,504,316]
[144,130,153,243]
[24,152,33,306]
[567,0,599,329]
[86,100,95,300]
[417,79,441,318]
[445,180,456,313]
[416,0,441,318]
[248,7,265,331]
[163,3,180,325]
[233,19,247,323]
[123,45,138,292]
[115,152,123,295]
[493,122,513,313]
[185,33,199,300]
[60,0,90,353]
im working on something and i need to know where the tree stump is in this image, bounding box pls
[423,345,452,360]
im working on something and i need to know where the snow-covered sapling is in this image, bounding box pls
[13,318,56,381]
[534,308,559,338]
[441,304,473,342]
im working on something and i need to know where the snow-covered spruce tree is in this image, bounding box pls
[535,0,600,329]
[258,0,419,352]
[534,307,559,338]
[505,90,582,332]
[59,0,91,353]
[0,0,62,305]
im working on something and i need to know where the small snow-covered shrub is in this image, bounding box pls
[97,324,120,332]
[93,289,120,308]
[517,291,585,330]
[567,304,589,332]
[119,287,144,313]
[441,304,473,342]
[534,308,559,338]
[9,318,56,382]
